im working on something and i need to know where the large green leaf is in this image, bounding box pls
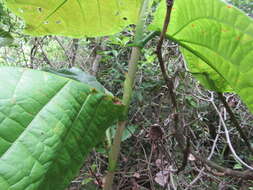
[3,0,141,37]
[149,0,253,112]
[0,67,124,190]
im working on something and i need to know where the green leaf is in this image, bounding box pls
[149,0,253,112]
[3,0,141,37]
[0,67,124,190]
[42,67,111,95]
[0,28,13,47]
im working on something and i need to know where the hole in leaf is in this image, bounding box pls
[37,7,43,13]
[122,17,127,21]
[44,21,49,24]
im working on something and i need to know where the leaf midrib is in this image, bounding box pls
[34,0,68,31]
[171,16,253,38]
[168,35,234,92]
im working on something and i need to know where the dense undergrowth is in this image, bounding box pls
[0,0,253,189]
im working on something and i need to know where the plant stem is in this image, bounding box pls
[141,31,159,47]
[156,0,180,138]
[103,0,150,189]
[156,0,190,173]
[217,92,253,153]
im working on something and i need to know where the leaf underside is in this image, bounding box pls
[43,67,110,94]
[149,0,253,113]
[3,0,141,37]
[0,67,124,190]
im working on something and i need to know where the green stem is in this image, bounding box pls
[141,31,159,47]
[127,31,158,48]
[103,0,150,189]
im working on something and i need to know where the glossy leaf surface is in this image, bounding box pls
[149,0,253,112]
[0,67,124,190]
[3,0,141,37]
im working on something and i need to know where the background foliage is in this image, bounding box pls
[0,0,253,189]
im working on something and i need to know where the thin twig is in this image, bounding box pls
[54,37,72,66]
[142,143,156,189]
[70,38,79,67]
[156,0,177,112]
[210,97,253,171]
[37,38,54,67]
[156,0,190,172]
[191,150,253,180]
[217,92,253,153]
[186,93,253,180]
[30,37,39,67]
[156,0,181,141]
[186,122,222,190]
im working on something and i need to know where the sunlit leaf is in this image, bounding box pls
[149,0,253,112]
[3,0,142,37]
